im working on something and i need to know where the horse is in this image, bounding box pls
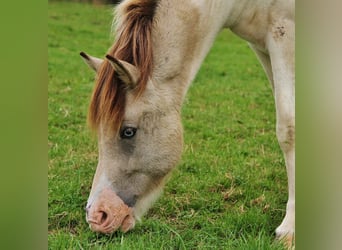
[80,0,295,247]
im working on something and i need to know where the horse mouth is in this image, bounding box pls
[87,212,135,233]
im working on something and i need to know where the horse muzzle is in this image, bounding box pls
[85,187,135,233]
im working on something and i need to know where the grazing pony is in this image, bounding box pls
[80,0,294,247]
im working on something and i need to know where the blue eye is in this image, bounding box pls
[120,127,137,139]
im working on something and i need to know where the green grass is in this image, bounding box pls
[48,2,287,249]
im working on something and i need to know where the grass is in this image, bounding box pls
[48,2,287,249]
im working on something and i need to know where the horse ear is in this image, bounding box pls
[105,54,140,88]
[80,51,103,72]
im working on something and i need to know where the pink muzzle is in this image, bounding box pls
[86,187,135,233]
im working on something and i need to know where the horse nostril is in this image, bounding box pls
[99,211,108,224]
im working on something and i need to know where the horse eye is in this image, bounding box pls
[120,127,137,139]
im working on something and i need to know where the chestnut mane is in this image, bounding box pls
[88,0,158,133]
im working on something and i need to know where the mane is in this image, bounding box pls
[88,0,158,133]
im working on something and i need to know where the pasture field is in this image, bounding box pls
[48,2,287,249]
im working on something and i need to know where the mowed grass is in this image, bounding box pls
[48,2,287,249]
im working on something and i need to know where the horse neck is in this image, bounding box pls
[151,0,239,106]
